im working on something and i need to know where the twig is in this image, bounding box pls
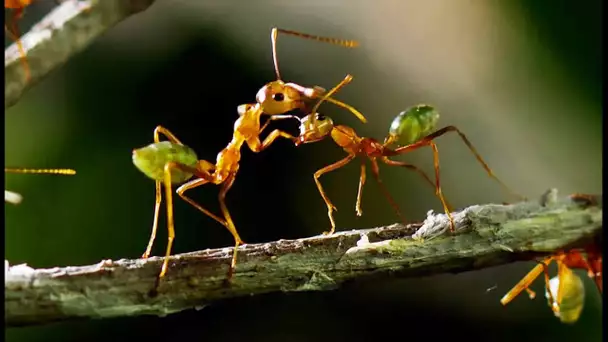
[5,189,602,327]
[4,0,156,109]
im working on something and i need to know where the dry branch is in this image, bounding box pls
[5,189,602,327]
[5,0,156,109]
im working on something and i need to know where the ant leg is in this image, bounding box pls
[381,157,455,212]
[390,140,455,231]
[142,181,162,259]
[500,259,549,306]
[5,9,30,81]
[427,141,455,232]
[395,126,525,201]
[541,260,560,313]
[176,178,228,228]
[554,261,570,307]
[314,154,356,235]
[524,288,537,299]
[154,126,184,145]
[218,173,244,281]
[259,114,301,134]
[368,158,407,225]
[166,160,228,227]
[158,163,178,278]
[155,161,216,278]
[585,249,603,293]
[247,129,298,153]
[355,159,366,217]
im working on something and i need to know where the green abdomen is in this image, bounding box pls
[388,104,439,146]
[132,141,199,184]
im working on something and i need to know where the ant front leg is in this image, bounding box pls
[258,114,301,134]
[381,157,455,212]
[313,154,355,235]
[247,129,298,153]
[153,125,184,145]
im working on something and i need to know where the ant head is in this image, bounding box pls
[256,80,305,115]
[297,113,334,144]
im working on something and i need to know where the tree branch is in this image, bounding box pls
[5,189,602,327]
[5,0,156,109]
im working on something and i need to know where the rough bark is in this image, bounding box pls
[5,189,602,327]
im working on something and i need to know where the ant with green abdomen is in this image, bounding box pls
[283,77,524,234]
[500,242,602,324]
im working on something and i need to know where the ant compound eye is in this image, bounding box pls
[272,93,285,102]
[316,114,327,121]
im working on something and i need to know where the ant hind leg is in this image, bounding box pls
[142,181,162,259]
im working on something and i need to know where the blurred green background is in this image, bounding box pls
[5,0,602,341]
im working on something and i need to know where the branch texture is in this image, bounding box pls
[5,0,156,109]
[5,190,602,327]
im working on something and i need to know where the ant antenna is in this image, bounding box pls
[271,27,359,81]
[310,74,353,115]
[5,168,76,175]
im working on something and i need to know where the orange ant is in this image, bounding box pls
[500,246,602,323]
[5,167,77,204]
[133,73,365,282]
[285,77,523,234]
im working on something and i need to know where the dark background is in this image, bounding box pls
[5,1,602,341]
